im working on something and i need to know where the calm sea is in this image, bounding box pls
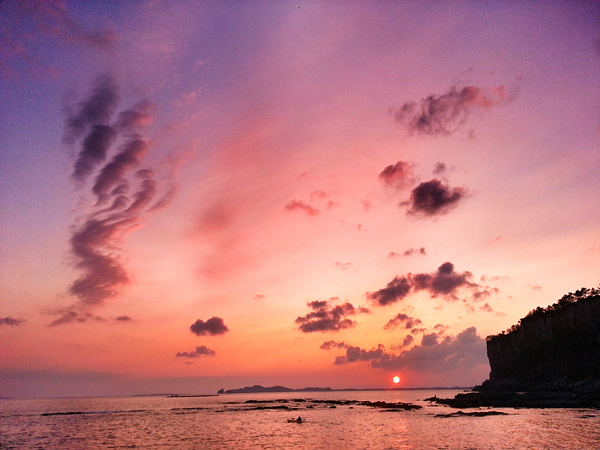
[1,390,598,449]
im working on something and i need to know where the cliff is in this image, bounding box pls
[482,287,600,390]
[431,287,600,407]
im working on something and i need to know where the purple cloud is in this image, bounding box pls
[320,340,348,350]
[367,276,411,306]
[331,327,487,374]
[176,345,216,358]
[393,85,512,136]
[0,317,25,326]
[378,161,415,189]
[383,313,423,330]
[412,262,478,300]
[367,262,497,307]
[64,74,119,146]
[92,137,151,202]
[295,299,368,333]
[405,179,466,217]
[190,317,229,336]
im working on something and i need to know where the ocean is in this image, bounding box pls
[1,390,598,449]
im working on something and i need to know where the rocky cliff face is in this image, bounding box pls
[483,289,600,390]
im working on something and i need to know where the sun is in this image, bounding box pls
[393,376,400,384]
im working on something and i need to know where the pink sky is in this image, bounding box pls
[1,0,598,398]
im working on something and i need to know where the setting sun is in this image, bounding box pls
[393,376,400,384]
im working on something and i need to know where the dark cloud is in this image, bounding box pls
[72,124,117,181]
[367,262,496,306]
[295,299,367,333]
[64,75,119,145]
[421,332,439,347]
[175,345,216,358]
[115,315,131,322]
[0,317,24,326]
[332,327,487,373]
[284,200,319,216]
[412,262,478,300]
[366,276,411,306]
[68,216,132,306]
[195,345,216,356]
[92,136,150,202]
[334,344,386,365]
[378,161,415,189]
[53,78,187,326]
[402,247,426,257]
[405,179,466,217]
[175,351,199,358]
[383,313,423,330]
[393,85,512,136]
[49,310,106,327]
[320,340,348,350]
[392,334,415,350]
[190,317,229,336]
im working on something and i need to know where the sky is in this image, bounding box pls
[1,0,599,399]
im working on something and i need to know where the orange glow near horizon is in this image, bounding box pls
[0,1,598,399]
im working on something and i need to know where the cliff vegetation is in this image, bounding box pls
[483,287,600,390]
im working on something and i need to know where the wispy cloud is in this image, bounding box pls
[284,200,320,216]
[0,1,115,78]
[175,345,216,358]
[393,85,514,136]
[51,75,185,326]
[388,247,427,258]
[0,317,25,326]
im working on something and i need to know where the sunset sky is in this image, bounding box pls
[1,0,599,399]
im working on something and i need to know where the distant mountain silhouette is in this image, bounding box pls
[223,385,333,394]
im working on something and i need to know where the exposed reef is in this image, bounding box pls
[215,398,421,412]
[434,410,508,418]
[432,287,600,408]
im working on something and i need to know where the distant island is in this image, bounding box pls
[431,286,600,408]
[218,385,468,394]
[219,385,333,394]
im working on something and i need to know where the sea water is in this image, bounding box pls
[1,390,598,449]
